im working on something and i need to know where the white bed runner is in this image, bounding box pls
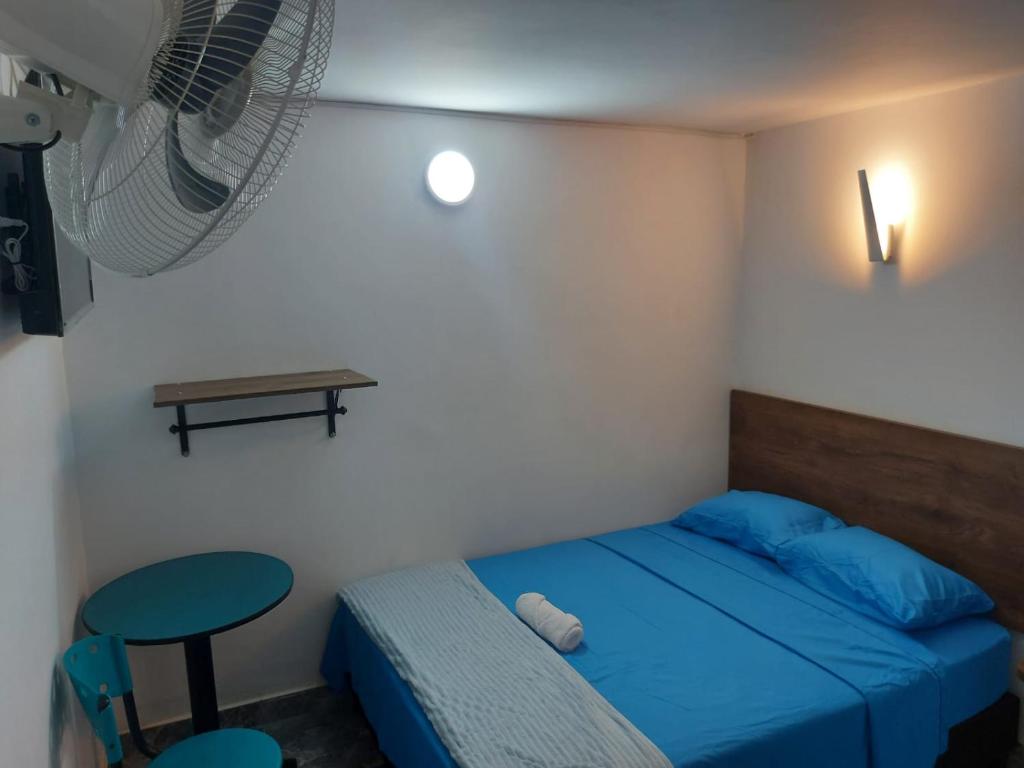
[342,560,671,768]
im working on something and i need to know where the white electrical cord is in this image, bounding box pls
[0,215,34,291]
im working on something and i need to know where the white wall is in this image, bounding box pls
[62,105,747,724]
[0,297,91,764]
[735,73,1024,721]
[0,52,91,768]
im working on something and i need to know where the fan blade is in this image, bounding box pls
[165,111,231,213]
[187,0,282,112]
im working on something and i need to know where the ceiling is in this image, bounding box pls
[325,0,1024,134]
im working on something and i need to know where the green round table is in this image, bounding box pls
[83,551,293,734]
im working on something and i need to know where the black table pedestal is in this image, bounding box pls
[183,634,298,766]
[184,635,220,734]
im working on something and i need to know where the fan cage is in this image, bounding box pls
[45,0,334,276]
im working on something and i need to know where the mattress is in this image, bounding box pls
[910,617,1011,728]
[321,523,1010,768]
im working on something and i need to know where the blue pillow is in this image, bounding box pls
[776,527,994,629]
[672,490,844,558]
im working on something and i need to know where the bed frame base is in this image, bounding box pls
[937,692,1020,767]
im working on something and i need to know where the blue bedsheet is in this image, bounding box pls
[322,524,1010,768]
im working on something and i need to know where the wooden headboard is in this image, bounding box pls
[729,390,1024,632]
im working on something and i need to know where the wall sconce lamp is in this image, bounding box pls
[427,150,475,206]
[858,167,911,263]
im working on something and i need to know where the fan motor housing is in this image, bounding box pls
[0,0,166,105]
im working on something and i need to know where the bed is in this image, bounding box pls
[321,391,1023,767]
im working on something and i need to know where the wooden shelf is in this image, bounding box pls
[154,369,377,408]
[153,369,377,457]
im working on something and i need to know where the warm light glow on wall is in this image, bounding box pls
[858,165,913,263]
[872,166,912,257]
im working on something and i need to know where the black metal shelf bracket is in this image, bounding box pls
[169,389,348,457]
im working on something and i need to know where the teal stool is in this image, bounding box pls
[63,635,285,767]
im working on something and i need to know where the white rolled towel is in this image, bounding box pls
[515,592,584,652]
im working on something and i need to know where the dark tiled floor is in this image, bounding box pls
[122,687,390,768]
[124,687,1023,767]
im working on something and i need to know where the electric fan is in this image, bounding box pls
[0,0,333,275]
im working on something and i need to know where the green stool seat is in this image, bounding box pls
[152,728,281,767]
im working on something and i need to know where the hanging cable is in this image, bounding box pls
[0,216,34,291]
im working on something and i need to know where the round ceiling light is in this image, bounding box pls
[426,151,475,206]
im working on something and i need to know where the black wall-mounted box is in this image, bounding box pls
[1,145,93,337]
